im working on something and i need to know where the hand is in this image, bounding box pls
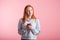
[26,24,32,30]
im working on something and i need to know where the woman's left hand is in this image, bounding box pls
[26,25,32,30]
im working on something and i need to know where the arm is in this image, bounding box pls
[18,18,26,35]
[18,19,22,35]
[31,19,40,35]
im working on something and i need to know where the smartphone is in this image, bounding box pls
[27,23,31,26]
[26,23,31,30]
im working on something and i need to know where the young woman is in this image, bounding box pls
[18,5,40,40]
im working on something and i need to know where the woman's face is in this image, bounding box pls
[26,7,33,18]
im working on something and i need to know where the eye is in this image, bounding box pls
[26,8,33,12]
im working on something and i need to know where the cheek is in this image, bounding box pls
[31,11,33,14]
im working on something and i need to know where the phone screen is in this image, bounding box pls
[27,23,31,26]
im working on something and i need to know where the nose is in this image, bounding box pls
[28,10,30,14]
[29,11,30,14]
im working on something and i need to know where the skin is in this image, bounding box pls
[26,7,33,19]
[26,7,33,30]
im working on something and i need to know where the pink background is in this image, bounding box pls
[0,0,60,40]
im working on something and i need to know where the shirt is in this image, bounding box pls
[18,18,40,39]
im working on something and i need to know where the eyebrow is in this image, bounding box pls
[27,8,33,10]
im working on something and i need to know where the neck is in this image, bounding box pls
[27,16,31,20]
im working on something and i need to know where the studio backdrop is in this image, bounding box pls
[0,0,60,40]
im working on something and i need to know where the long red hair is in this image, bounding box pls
[22,5,36,24]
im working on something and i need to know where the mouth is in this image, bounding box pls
[27,14,31,18]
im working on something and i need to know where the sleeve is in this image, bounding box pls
[18,18,26,35]
[18,19,22,35]
[31,19,40,35]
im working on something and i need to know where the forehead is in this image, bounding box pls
[26,7,33,10]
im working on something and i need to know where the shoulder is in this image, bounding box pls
[19,18,23,22]
[32,18,40,23]
[34,18,40,23]
[35,18,40,22]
